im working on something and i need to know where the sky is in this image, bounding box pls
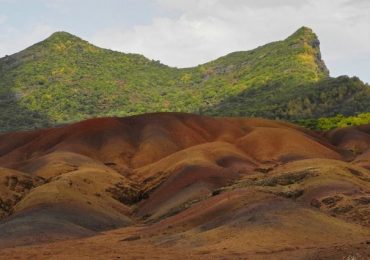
[0,0,369,83]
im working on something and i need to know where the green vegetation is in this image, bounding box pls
[0,27,369,132]
[206,75,370,120]
[296,113,370,130]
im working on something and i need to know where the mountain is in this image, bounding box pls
[0,113,369,258]
[0,27,369,132]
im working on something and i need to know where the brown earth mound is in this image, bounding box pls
[0,113,369,259]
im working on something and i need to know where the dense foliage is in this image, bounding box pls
[296,113,370,130]
[205,76,370,119]
[0,27,369,132]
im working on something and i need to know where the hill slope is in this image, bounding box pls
[0,113,369,258]
[0,27,369,132]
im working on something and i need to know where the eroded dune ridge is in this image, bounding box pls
[0,112,369,259]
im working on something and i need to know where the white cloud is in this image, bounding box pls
[0,15,7,24]
[90,0,370,82]
[156,0,310,11]
[0,24,55,56]
[91,2,307,67]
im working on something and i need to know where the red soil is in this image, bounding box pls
[0,113,369,259]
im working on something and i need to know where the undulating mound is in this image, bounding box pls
[0,113,369,259]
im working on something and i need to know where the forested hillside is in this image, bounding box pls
[0,26,369,132]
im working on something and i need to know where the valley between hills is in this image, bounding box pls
[0,113,369,259]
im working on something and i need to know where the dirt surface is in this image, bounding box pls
[0,113,369,259]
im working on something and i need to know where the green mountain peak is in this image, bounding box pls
[290,26,315,37]
[46,31,83,42]
[284,26,329,76]
[287,26,319,45]
[286,26,320,50]
[17,30,102,59]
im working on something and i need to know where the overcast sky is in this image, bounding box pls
[0,0,369,82]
